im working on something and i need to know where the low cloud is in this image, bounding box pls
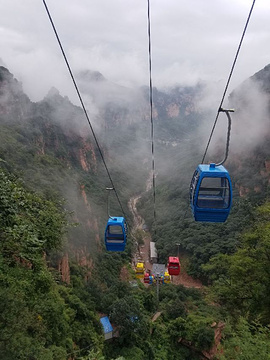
[229,78,270,153]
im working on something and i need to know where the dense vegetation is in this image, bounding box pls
[0,167,222,359]
[2,164,270,359]
[0,169,102,359]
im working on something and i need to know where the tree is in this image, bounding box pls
[203,202,270,321]
[109,296,149,346]
[218,318,270,360]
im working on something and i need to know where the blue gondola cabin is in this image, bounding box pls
[105,217,127,252]
[190,163,232,222]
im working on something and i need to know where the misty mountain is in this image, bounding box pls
[77,68,205,140]
[1,62,270,258]
[1,63,270,359]
[0,64,209,271]
[227,64,270,196]
[250,63,270,94]
[0,66,110,260]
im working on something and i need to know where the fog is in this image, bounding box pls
[1,0,270,103]
[190,71,270,165]
[229,78,270,153]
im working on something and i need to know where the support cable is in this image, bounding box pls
[42,0,126,217]
[147,0,157,235]
[201,0,256,163]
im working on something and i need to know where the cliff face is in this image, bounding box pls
[58,253,70,284]
[78,138,97,173]
[0,66,32,122]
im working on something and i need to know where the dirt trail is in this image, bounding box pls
[138,233,152,273]
[172,267,203,289]
[128,193,152,272]
[152,311,162,322]
[128,195,144,229]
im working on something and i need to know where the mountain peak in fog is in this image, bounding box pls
[43,86,72,107]
[46,86,61,98]
[0,66,13,82]
[250,63,270,93]
[78,70,106,83]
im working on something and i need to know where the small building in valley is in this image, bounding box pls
[150,242,158,263]
[100,316,113,340]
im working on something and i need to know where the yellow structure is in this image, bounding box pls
[164,271,171,284]
[135,262,145,278]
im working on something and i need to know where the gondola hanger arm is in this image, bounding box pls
[106,187,115,219]
[216,108,234,166]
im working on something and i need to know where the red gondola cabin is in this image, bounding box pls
[144,273,150,284]
[168,256,180,276]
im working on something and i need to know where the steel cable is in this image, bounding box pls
[201,0,256,163]
[42,0,126,218]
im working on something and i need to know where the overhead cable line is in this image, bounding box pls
[42,0,126,217]
[201,0,256,164]
[147,0,157,234]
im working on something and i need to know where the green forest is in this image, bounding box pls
[0,63,270,360]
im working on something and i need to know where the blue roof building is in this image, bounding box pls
[100,316,113,340]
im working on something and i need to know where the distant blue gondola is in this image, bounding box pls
[190,163,232,222]
[104,216,127,251]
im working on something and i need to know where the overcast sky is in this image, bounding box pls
[1,0,270,103]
